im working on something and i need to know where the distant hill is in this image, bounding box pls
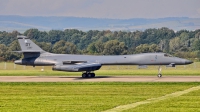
[0,15,200,32]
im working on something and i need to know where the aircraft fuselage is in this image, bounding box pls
[15,52,192,66]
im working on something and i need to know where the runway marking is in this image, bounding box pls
[103,85,200,112]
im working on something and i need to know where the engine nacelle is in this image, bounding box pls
[52,63,102,72]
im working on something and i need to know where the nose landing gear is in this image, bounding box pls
[157,66,162,78]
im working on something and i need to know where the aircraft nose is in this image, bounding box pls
[185,60,193,64]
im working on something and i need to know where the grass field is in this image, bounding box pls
[0,82,199,112]
[0,62,200,112]
[0,62,200,76]
[126,89,200,112]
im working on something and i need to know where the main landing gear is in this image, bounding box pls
[157,66,162,78]
[82,72,95,78]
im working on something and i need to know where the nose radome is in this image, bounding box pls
[185,60,193,64]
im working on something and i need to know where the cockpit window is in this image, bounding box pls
[164,53,173,57]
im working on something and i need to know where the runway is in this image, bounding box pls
[0,76,200,82]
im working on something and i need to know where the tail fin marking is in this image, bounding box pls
[17,35,44,52]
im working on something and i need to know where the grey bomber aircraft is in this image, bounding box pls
[14,35,193,78]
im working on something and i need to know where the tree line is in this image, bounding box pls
[0,27,200,61]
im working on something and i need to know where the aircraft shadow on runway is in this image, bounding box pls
[34,76,113,80]
[69,76,113,80]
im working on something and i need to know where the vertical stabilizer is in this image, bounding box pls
[17,35,44,52]
[17,35,46,58]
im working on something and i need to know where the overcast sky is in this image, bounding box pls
[0,0,199,19]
